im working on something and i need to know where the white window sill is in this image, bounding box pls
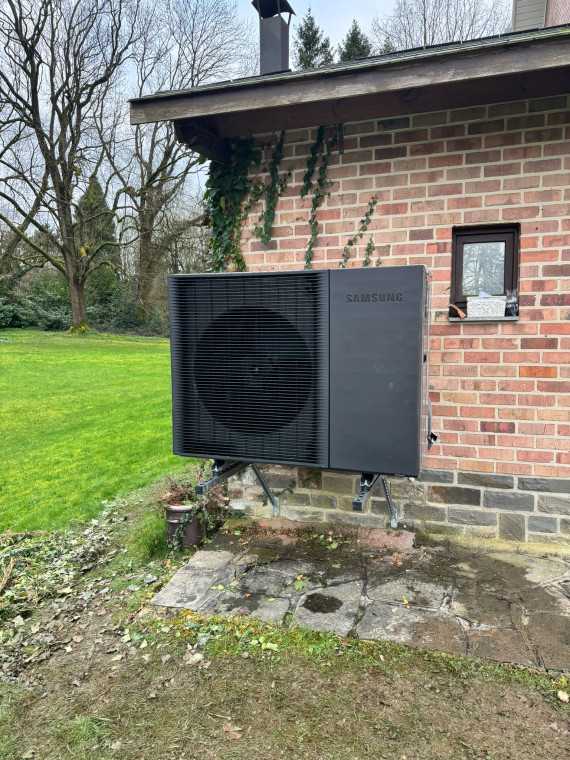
[448,316,519,323]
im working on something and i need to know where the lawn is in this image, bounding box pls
[0,329,189,532]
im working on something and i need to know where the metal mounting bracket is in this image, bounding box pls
[195,460,280,517]
[352,472,399,529]
[195,459,247,496]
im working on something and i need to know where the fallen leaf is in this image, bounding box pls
[223,722,243,740]
[185,652,204,666]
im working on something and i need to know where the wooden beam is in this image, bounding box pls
[209,67,570,138]
[130,36,570,126]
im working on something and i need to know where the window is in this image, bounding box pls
[450,225,519,318]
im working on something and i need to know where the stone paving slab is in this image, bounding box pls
[357,602,466,656]
[294,581,363,637]
[152,534,570,672]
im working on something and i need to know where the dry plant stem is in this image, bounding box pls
[0,558,16,596]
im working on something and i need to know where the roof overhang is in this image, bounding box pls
[129,26,570,161]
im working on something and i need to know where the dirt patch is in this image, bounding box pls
[2,634,569,760]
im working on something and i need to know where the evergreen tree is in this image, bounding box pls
[294,9,334,70]
[379,37,396,54]
[75,176,119,306]
[338,19,372,62]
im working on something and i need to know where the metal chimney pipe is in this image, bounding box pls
[252,0,295,75]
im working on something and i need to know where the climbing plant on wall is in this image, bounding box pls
[255,131,291,245]
[204,138,261,272]
[340,196,379,269]
[304,133,335,269]
[205,124,378,272]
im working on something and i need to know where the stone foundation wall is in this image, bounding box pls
[229,465,570,544]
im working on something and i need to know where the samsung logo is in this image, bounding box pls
[346,291,404,303]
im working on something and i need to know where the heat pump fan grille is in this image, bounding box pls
[169,272,329,467]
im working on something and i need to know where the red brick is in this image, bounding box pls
[518,394,556,407]
[517,450,555,463]
[468,119,505,135]
[464,352,500,363]
[428,183,463,197]
[467,150,501,165]
[519,366,557,378]
[507,114,544,130]
[429,153,464,167]
[524,158,563,174]
[524,129,564,144]
[537,381,570,393]
[480,421,515,434]
[460,406,496,418]
[484,162,521,176]
[503,351,541,363]
[520,338,558,349]
[409,228,434,241]
[542,264,570,277]
[447,197,482,209]
[480,393,516,406]
[540,294,570,306]
[374,146,407,160]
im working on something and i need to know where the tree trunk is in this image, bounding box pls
[136,216,162,320]
[69,275,87,330]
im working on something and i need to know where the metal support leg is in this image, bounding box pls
[352,472,399,529]
[251,464,280,518]
[381,476,399,530]
[352,472,380,513]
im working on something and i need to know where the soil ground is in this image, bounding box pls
[0,479,568,760]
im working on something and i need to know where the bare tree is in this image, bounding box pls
[99,0,255,318]
[372,0,509,52]
[0,0,138,328]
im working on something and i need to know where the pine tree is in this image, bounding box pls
[294,9,334,70]
[338,19,372,62]
[75,176,119,306]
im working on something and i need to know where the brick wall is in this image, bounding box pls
[232,94,570,543]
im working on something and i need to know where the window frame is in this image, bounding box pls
[450,224,520,315]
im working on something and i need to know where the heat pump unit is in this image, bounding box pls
[168,266,430,479]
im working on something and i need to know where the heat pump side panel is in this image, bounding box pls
[329,266,426,476]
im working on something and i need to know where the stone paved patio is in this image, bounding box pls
[152,524,570,672]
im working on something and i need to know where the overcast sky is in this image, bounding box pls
[238,1,397,47]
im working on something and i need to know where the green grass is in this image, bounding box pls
[0,329,190,532]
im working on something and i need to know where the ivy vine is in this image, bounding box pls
[205,124,377,274]
[204,138,261,272]
[363,236,375,267]
[255,131,291,245]
[340,196,379,269]
[301,126,326,198]
[305,134,335,269]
